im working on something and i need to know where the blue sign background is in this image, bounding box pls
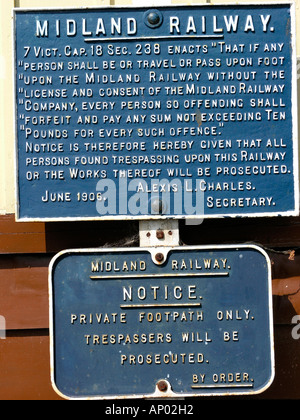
[15,5,298,220]
[49,246,274,399]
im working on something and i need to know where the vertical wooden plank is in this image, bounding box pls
[19,0,111,7]
[0,0,15,215]
[0,256,50,330]
[0,332,63,400]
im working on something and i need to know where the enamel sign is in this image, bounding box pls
[14,4,298,221]
[49,245,274,399]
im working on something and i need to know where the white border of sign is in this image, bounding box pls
[48,243,275,400]
[13,3,299,222]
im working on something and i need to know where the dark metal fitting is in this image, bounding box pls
[157,380,168,392]
[156,229,165,240]
[147,12,160,26]
[155,253,164,263]
[144,9,163,29]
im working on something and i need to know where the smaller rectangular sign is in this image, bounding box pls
[49,245,274,399]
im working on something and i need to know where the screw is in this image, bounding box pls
[156,229,164,240]
[155,253,164,263]
[147,11,160,26]
[157,380,168,392]
[151,198,166,214]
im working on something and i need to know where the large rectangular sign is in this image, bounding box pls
[14,4,298,221]
[49,245,274,399]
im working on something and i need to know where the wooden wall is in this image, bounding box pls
[0,214,300,400]
[0,0,300,401]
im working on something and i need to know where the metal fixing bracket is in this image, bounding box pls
[139,219,180,248]
[139,221,186,399]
